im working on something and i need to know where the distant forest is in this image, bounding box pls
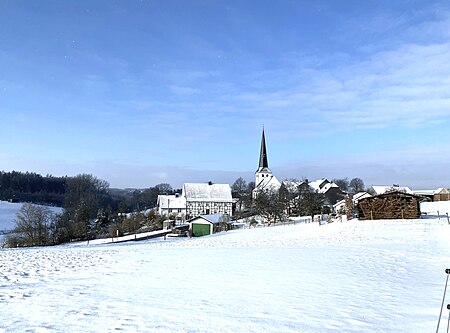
[0,171,66,206]
[0,170,176,214]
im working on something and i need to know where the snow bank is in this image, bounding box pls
[0,219,449,332]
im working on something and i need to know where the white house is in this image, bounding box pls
[183,182,233,219]
[157,194,187,220]
[309,178,345,207]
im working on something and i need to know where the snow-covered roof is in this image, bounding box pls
[281,180,308,192]
[413,188,449,196]
[308,179,341,194]
[157,195,186,209]
[371,186,412,195]
[308,179,329,191]
[435,188,449,194]
[413,190,435,196]
[333,199,346,210]
[353,192,372,202]
[255,175,281,192]
[188,213,228,224]
[183,183,232,202]
[318,182,339,194]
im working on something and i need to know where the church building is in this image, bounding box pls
[253,128,281,197]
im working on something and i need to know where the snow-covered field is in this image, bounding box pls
[1,218,449,332]
[421,201,450,217]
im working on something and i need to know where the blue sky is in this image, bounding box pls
[1,0,450,189]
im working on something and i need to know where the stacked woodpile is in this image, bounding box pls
[357,191,422,220]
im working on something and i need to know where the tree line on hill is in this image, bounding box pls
[2,171,178,247]
[0,171,66,205]
[0,170,176,212]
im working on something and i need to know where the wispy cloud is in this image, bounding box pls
[226,40,450,134]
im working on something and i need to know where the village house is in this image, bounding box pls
[433,188,450,201]
[156,193,186,222]
[309,178,346,208]
[413,188,450,202]
[183,182,233,219]
[156,182,233,221]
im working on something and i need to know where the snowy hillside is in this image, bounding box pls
[1,218,449,332]
[0,201,63,233]
[0,201,63,244]
[0,201,22,232]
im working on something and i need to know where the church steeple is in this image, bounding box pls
[258,128,269,170]
[255,128,272,186]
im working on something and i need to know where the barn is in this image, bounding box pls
[357,191,425,220]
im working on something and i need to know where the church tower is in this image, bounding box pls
[255,128,273,186]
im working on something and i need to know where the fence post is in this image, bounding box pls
[447,213,449,224]
[370,211,373,220]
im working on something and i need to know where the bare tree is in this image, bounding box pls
[232,177,247,193]
[298,190,326,220]
[332,178,349,192]
[7,203,54,247]
[232,177,249,212]
[253,189,285,225]
[349,178,365,193]
[155,183,173,195]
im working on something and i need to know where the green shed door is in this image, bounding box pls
[192,223,211,237]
